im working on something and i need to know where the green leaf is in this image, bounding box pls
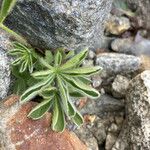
[0,0,17,23]
[72,111,83,126]
[45,50,53,65]
[20,75,55,103]
[65,50,75,60]
[54,51,62,66]
[28,99,53,120]
[69,91,84,98]
[61,48,88,70]
[52,95,65,132]
[62,75,100,99]
[38,57,53,69]
[62,66,102,76]
[32,70,53,79]
[39,87,56,99]
[77,76,92,84]
[57,76,69,114]
[67,99,76,117]
[13,78,27,95]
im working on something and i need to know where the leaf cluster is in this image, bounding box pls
[10,44,102,132]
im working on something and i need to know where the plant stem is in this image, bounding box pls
[0,23,29,46]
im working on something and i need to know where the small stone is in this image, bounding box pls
[115,116,124,125]
[108,123,118,133]
[88,50,96,59]
[92,75,102,88]
[105,133,118,150]
[105,16,131,35]
[84,115,96,123]
[111,38,134,54]
[96,53,141,76]
[111,75,130,98]
[82,60,93,67]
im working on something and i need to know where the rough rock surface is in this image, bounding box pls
[0,29,11,100]
[111,75,130,98]
[96,53,141,76]
[112,70,150,150]
[0,95,87,150]
[4,0,113,50]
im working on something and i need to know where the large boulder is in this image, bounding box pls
[4,0,113,50]
[112,70,150,150]
[0,95,87,150]
[0,29,11,100]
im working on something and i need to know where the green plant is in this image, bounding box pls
[0,0,28,45]
[10,44,102,132]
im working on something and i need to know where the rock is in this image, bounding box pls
[105,132,118,150]
[88,50,96,59]
[4,0,113,50]
[127,0,150,30]
[113,70,150,150]
[0,95,87,150]
[105,16,131,35]
[80,94,124,115]
[96,53,141,76]
[92,75,102,88]
[111,75,130,98]
[82,60,94,67]
[0,29,12,100]
[74,127,99,150]
[111,38,134,54]
[108,123,119,133]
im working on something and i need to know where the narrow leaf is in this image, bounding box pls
[39,87,56,99]
[62,66,102,76]
[72,111,83,126]
[45,50,53,65]
[0,0,17,23]
[32,70,52,79]
[28,99,53,120]
[61,48,88,70]
[52,95,65,132]
[54,51,62,66]
[62,75,100,99]
[20,75,54,103]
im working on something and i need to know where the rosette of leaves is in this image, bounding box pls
[20,48,102,132]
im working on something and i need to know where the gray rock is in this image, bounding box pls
[111,75,130,98]
[105,132,118,150]
[4,0,113,50]
[0,29,11,100]
[113,70,150,150]
[88,50,96,59]
[96,53,141,76]
[82,59,94,67]
[80,94,124,115]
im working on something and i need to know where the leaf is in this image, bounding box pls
[54,51,62,66]
[45,50,53,65]
[38,57,53,69]
[77,76,92,84]
[13,78,27,95]
[52,95,65,132]
[32,70,53,79]
[65,50,75,60]
[62,66,102,76]
[62,75,100,99]
[57,76,69,114]
[61,48,88,70]
[20,75,54,103]
[28,99,53,120]
[0,0,17,23]
[72,111,83,126]
[39,87,56,99]
[67,99,76,117]
[69,91,84,98]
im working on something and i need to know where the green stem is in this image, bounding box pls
[0,23,29,46]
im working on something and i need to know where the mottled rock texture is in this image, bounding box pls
[0,95,87,150]
[4,0,113,50]
[0,29,11,100]
[96,53,141,76]
[112,70,150,150]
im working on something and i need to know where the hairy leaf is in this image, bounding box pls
[52,95,65,132]
[55,51,62,66]
[62,75,100,99]
[0,0,17,23]
[72,111,83,126]
[28,99,53,120]
[62,66,102,76]
[61,49,88,70]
